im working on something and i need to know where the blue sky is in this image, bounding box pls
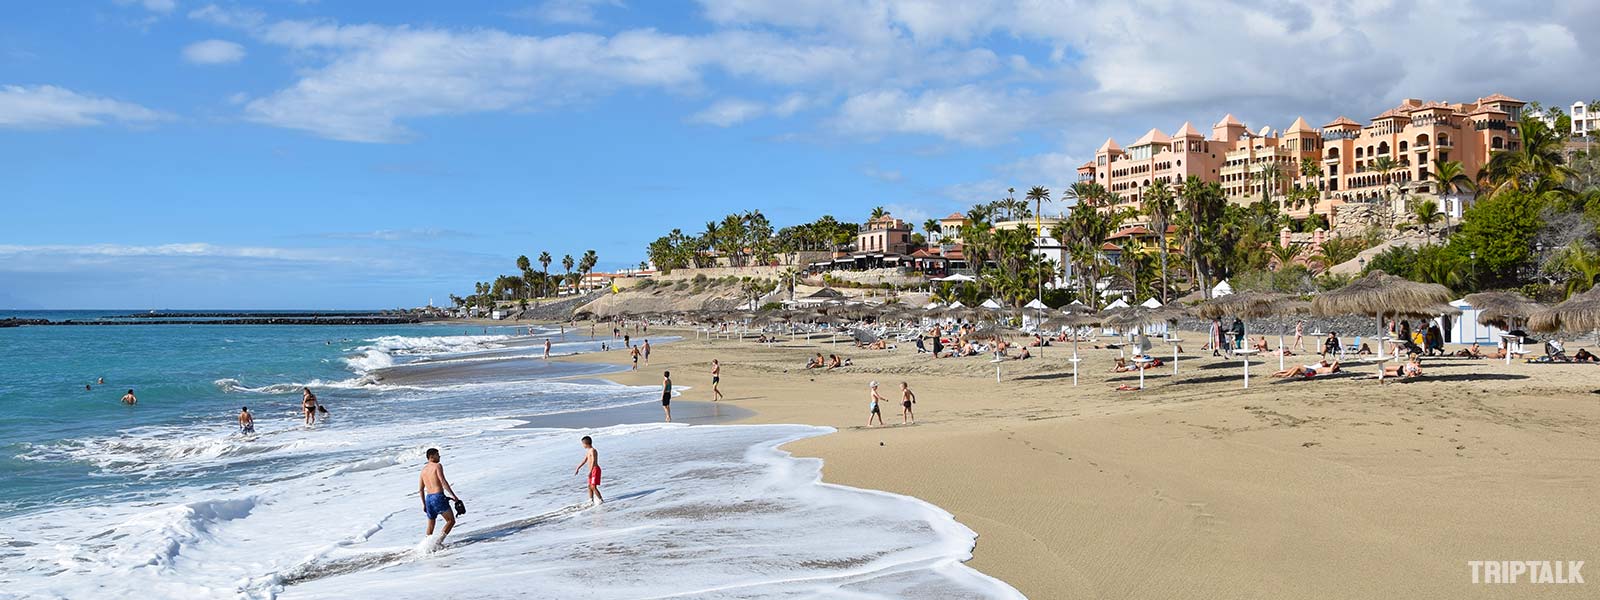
[3,0,1595,309]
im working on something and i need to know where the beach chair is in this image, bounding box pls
[1341,335,1362,358]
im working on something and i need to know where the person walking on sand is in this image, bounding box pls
[630,345,641,370]
[121,389,137,405]
[661,371,673,422]
[867,381,885,427]
[899,382,916,425]
[1292,320,1307,352]
[710,359,723,401]
[301,388,318,426]
[238,406,254,434]
[573,435,604,506]
[418,448,463,548]
[642,340,651,366]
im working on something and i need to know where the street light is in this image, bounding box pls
[1469,250,1477,282]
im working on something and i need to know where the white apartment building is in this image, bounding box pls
[1574,101,1598,138]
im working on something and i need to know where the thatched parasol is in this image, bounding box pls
[1311,270,1454,380]
[1464,291,1538,330]
[1194,292,1290,321]
[1528,285,1600,334]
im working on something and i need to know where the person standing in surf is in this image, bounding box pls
[573,436,603,506]
[642,339,651,366]
[710,359,723,401]
[238,406,254,434]
[661,370,673,423]
[301,388,319,426]
[419,448,462,547]
[544,338,552,359]
[121,389,137,405]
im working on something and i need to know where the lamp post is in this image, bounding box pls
[1536,242,1546,285]
[1469,250,1477,283]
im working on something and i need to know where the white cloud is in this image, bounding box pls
[832,85,1037,145]
[116,0,177,13]
[182,39,245,65]
[513,0,624,26]
[0,84,167,130]
[861,165,902,183]
[188,4,265,29]
[688,98,765,127]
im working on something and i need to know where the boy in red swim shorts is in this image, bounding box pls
[573,435,603,506]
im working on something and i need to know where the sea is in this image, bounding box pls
[0,311,1021,599]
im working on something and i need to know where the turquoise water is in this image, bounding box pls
[0,312,1022,599]
[0,313,533,515]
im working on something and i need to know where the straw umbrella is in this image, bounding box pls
[1104,306,1170,389]
[1060,310,1103,386]
[1528,286,1600,337]
[1311,271,1453,380]
[1195,292,1289,386]
[1465,291,1540,363]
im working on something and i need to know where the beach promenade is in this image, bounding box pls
[563,327,1600,599]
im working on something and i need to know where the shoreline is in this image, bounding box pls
[556,324,1600,599]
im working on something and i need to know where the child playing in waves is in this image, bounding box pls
[573,435,603,506]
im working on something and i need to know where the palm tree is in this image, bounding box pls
[1430,158,1474,235]
[1412,199,1442,239]
[538,252,552,298]
[1063,181,1109,208]
[1478,115,1576,197]
[1308,237,1365,273]
[1258,160,1283,207]
[1267,242,1304,269]
[1140,180,1176,302]
[578,250,598,293]
[869,206,887,221]
[1367,155,1402,226]
[922,218,939,245]
[515,255,533,300]
[561,254,575,296]
[1025,186,1051,232]
[1551,241,1600,298]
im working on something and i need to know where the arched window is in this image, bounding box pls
[1355,147,1364,159]
[1399,141,1408,152]
[1327,147,1340,158]
[1416,133,1430,147]
[1438,133,1449,146]
[1492,137,1503,149]
[1377,142,1390,154]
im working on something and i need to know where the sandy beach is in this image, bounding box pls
[562,326,1600,599]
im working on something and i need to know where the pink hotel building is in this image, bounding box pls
[1075,94,1527,220]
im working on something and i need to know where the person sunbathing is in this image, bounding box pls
[1271,359,1341,378]
[1110,357,1156,373]
[1252,337,1271,352]
[1575,348,1600,363]
[1011,347,1032,360]
[1453,343,1486,358]
[1355,343,1373,355]
[1382,355,1423,378]
[1489,345,1508,359]
[825,354,844,370]
[804,353,825,369]
[1110,357,1135,373]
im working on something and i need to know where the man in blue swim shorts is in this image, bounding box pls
[419,448,463,546]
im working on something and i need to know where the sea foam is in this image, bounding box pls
[2,424,1021,599]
